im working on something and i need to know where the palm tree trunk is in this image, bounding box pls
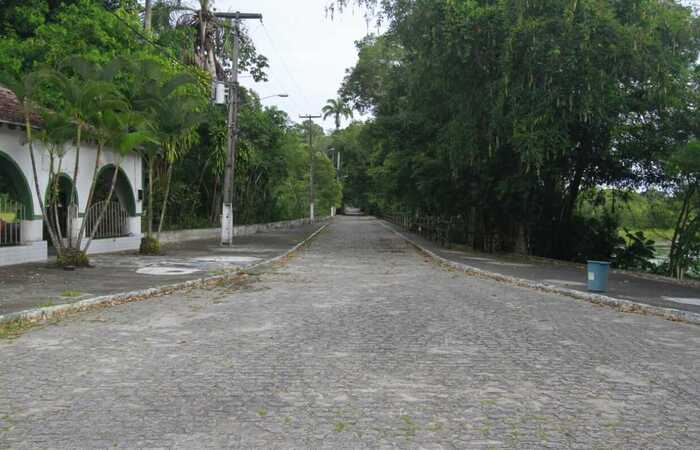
[82,158,123,252]
[50,156,65,243]
[157,160,174,234]
[25,116,64,258]
[76,141,103,246]
[147,156,155,237]
[68,125,81,248]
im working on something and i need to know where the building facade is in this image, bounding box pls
[0,88,143,266]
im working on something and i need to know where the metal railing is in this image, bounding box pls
[0,197,24,247]
[85,200,128,239]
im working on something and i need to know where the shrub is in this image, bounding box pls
[139,235,160,255]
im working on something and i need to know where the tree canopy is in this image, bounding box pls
[332,0,700,275]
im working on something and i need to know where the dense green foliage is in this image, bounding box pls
[0,0,341,251]
[332,0,700,277]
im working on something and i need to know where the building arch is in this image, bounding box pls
[93,164,137,216]
[0,150,35,218]
[44,172,77,243]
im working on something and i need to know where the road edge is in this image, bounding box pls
[380,220,700,326]
[0,222,330,327]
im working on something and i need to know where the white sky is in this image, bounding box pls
[216,0,376,130]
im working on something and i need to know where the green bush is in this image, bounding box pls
[613,229,656,271]
[139,236,160,255]
[56,249,89,268]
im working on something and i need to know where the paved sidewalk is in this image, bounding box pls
[0,222,326,316]
[384,220,700,315]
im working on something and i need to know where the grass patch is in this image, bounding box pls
[400,415,419,438]
[257,408,268,418]
[60,290,82,298]
[426,422,443,432]
[0,320,41,340]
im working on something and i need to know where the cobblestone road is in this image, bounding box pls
[2,216,700,449]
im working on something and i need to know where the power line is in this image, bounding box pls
[109,7,302,117]
[261,23,314,113]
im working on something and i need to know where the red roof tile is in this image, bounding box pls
[0,86,41,126]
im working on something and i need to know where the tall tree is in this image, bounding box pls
[322,97,353,131]
[334,0,700,260]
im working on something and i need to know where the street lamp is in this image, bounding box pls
[261,94,289,100]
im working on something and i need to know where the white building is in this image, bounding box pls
[0,87,143,266]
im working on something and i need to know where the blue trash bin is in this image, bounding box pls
[587,261,611,292]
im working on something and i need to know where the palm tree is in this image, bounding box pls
[125,59,201,249]
[322,97,353,131]
[145,0,223,81]
[82,110,154,252]
[50,56,127,251]
[152,95,205,234]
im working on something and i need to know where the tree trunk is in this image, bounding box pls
[68,125,81,248]
[669,183,695,278]
[144,0,153,31]
[147,156,155,237]
[76,142,103,247]
[50,156,65,243]
[82,158,123,252]
[25,116,63,257]
[157,160,174,234]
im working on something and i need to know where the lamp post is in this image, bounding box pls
[261,94,289,100]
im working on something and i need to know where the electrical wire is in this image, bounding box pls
[108,6,312,120]
[260,22,316,114]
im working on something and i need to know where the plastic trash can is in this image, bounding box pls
[587,261,611,292]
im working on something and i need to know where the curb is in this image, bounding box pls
[0,222,330,327]
[380,220,700,326]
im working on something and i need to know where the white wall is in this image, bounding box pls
[0,126,142,219]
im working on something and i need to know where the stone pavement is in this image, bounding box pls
[2,215,700,449]
[384,220,700,315]
[0,222,324,316]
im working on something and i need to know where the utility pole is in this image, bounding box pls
[300,114,321,222]
[216,11,262,246]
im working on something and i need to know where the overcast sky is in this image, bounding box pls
[215,0,375,130]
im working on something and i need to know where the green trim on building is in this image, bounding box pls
[0,150,35,218]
